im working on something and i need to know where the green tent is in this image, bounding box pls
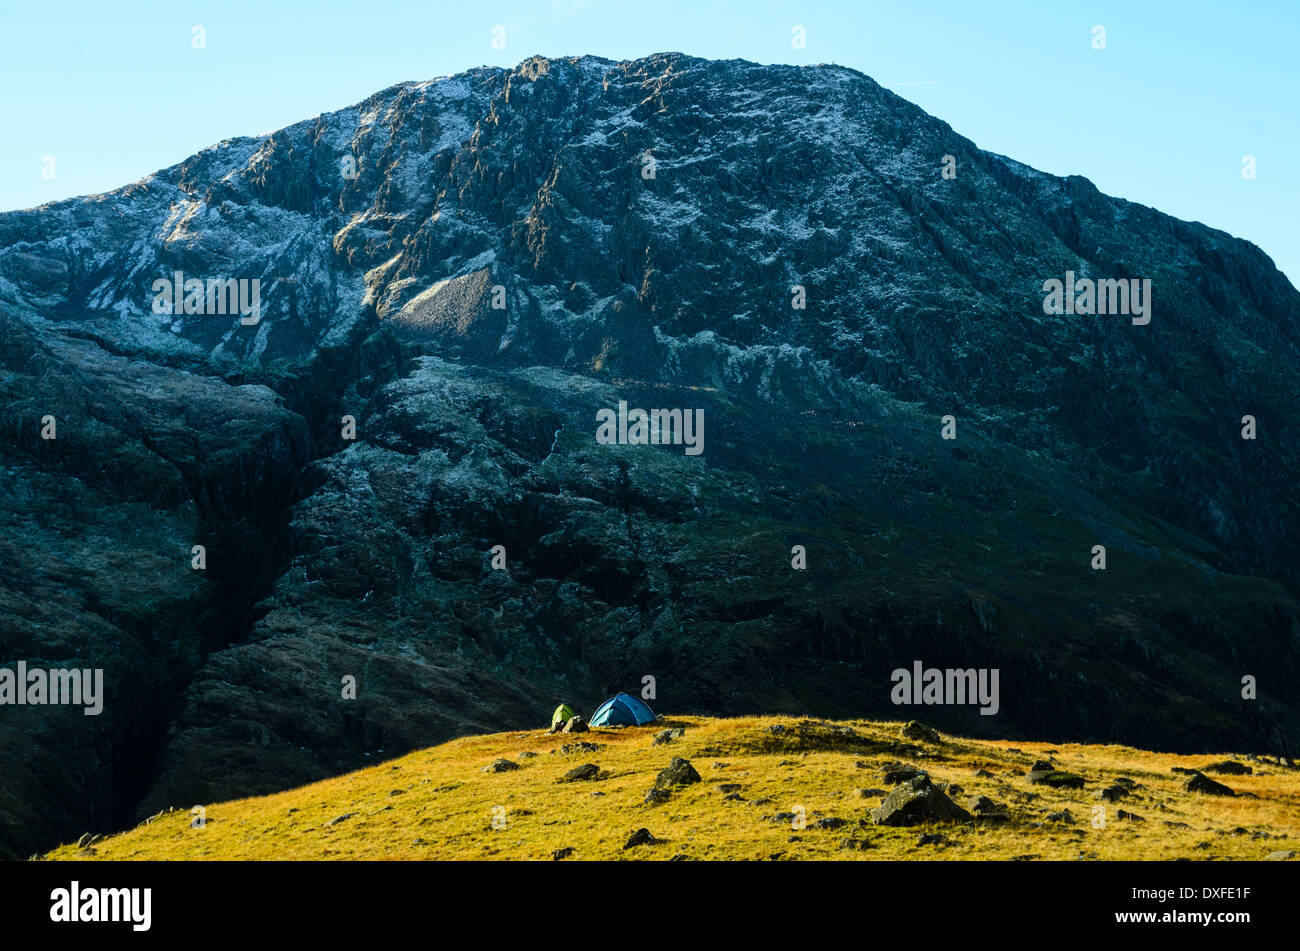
[551,703,575,728]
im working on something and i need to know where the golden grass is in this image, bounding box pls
[45,716,1300,861]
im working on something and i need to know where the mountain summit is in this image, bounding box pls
[1,53,1297,860]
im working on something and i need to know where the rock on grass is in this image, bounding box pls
[871,776,971,826]
[560,763,601,782]
[1027,761,1086,789]
[655,757,701,787]
[900,721,941,743]
[1184,772,1235,796]
[552,742,603,756]
[624,828,660,849]
[561,716,589,734]
[967,795,1007,819]
[881,762,928,785]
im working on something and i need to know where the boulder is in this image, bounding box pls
[655,757,701,787]
[552,742,603,755]
[967,795,1007,819]
[559,763,601,782]
[562,716,588,734]
[1027,762,1085,789]
[1184,772,1235,796]
[871,776,972,826]
[483,758,520,773]
[900,721,941,743]
[623,828,659,849]
[880,762,928,785]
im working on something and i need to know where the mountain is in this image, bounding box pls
[43,716,1300,861]
[2,52,1298,861]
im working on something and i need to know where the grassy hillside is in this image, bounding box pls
[45,716,1300,861]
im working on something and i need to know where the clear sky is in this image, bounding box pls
[1,0,1296,285]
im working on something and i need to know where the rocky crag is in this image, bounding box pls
[2,53,1297,859]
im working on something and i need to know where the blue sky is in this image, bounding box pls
[1,0,1296,284]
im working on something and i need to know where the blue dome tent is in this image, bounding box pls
[589,692,659,727]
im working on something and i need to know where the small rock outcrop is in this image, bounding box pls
[900,721,942,744]
[624,828,659,849]
[654,757,701,787]
[562,716,589,734]
[1027,761,1086,789]
[967,795,1007,819]
[1184,772,1235,796]
[880,762,929,785]
[871,776,972,826]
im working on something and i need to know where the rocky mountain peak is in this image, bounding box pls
[1,53,1296,860]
